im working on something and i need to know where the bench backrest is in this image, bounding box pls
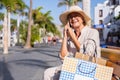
[101,48,120,80]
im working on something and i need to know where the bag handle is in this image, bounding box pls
[78,62,96,74]
[83,38,97,57]
[82,38,98,62]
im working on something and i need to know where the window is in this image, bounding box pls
[112,0,116,5]
[99,10,103,17]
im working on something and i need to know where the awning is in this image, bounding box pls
[93,24,104,29]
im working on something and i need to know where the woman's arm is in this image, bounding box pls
[59,23,70,59]
[84,29,101,57]
[67,27,80,51]
[59,37,68,59]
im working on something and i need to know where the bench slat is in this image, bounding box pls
[101,48,120,63]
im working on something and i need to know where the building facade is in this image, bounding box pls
[94,0,120,47]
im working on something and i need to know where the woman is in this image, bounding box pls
[44,5,101,80]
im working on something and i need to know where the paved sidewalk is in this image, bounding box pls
[0,43,62,80]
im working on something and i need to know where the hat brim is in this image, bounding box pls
[59,9,91,25]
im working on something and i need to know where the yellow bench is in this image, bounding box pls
[101,48,120,80]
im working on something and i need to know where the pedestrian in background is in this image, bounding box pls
[52,36,56,46]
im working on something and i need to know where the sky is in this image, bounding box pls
[24,0,105,25]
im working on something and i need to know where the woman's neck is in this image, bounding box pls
[74,25,85,38]
[74,29,81,39]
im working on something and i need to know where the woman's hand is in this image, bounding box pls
[63,22,71,38]
[60,22,70,60]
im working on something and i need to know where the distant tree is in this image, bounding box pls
[19,20,28,45]
[32,7,61,37]
[58,0,82,9]
[0,25,2,31]
[0,13,4,21]
[11,19,17,32]
[0,0,26,54]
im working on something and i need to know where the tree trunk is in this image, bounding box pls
[3,13,8,54]
[7,12,11,47]
[24,0,32,48]
[17,14,20,45]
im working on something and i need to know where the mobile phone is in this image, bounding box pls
[69,22,72,27]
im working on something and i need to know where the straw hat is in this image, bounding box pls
[59,6,91,25]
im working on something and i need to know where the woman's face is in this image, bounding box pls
[67,12,84,29]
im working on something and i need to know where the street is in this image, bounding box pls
[0,43,62,80]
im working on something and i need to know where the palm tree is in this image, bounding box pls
[58,0,82,9]
[42,11,53,32]
[32,7,43,24]
[42,11,61,38]
[0,0,26,54]
[74,0,82,5]
[3,13,8,54]
[58,0,70,9]
[19,20,28,45]
[0,13,4,21]
[30,7,61,45]
[24,0,32,48]
[14,7,27,45]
